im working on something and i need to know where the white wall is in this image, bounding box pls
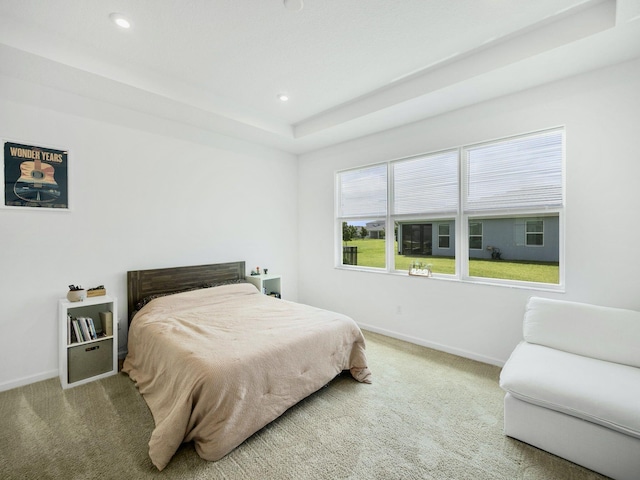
[0,78,298,391]
[297,58,640,366]
[2,55,638,391]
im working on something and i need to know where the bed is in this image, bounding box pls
[122,261,371,470]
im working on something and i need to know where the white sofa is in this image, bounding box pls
[499,297,640,480]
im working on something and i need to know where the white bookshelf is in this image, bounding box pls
[58,295,118,389]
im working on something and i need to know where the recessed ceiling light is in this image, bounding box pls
[283,0,304,12]
[277,93,289,102]
[109,13,131,29]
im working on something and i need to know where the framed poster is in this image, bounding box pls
[3,140,68,209]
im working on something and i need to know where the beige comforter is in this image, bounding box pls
[122,283,371,470]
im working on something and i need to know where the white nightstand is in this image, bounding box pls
[245,274,282,298]
[59,295,118,389]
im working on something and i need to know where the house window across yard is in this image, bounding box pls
[526,220,544,246]
[336,128,564,288]
[469,222,483,250]
[438,224,450,249]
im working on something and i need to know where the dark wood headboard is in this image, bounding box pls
[127,261,245,323]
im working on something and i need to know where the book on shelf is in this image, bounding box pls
[79,317,92,341]
[70,325,78,344]
[71,319,83,343]
[87,317,97,339]
[69,316,101,344]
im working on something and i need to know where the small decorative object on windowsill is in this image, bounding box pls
[67,285,86,302]
[87,285,106,297]
[408,261,433,277]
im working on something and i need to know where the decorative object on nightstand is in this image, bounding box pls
[99,311,113,336]
[245,273,282,299]
[87,285,107,297]
[66,285,86,302]
[59,295,118,389]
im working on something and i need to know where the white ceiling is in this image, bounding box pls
[0,0,639,154]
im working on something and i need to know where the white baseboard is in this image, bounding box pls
[0,369,58,393]
[358,323,506,367]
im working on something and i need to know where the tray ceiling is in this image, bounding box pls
[0,0,639,154]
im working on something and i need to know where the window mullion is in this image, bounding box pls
[387,163,394,272]
[457,147,465,279]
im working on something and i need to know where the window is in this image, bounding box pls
[469,222,483,250]
[337,164,387,269]
[391,150,458,275]
[336,128,564,287]
[392,151,459,217]
[393,219,456,274]
[463,131,563,213]
[438,224,450,249]
[467,215,559,283]
[340,219,386,267]
[526,220,544,246]
[463,129,563,285]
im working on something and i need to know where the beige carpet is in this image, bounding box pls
[0,331,608,479]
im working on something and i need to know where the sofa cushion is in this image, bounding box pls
[524,297,640,368]
[500,342,640,439]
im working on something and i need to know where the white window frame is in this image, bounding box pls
[335,128,565,291]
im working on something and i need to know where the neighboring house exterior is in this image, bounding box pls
[365,221,385,239]
[397,217,559,262]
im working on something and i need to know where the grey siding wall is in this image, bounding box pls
[433,221,455,257]
[397,217,559,262]
[466,217,559,262]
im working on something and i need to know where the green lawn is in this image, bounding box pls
[344,238,559,284]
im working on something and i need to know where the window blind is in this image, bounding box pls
[337,164,387,218]
[464,129,563,212]
[393,150,458,215]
